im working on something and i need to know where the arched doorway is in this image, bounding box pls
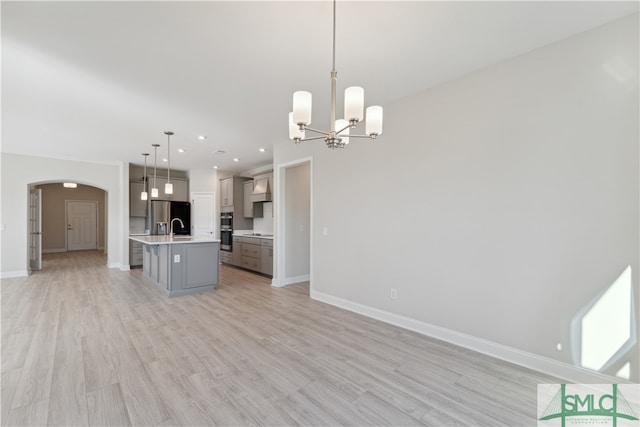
[29,181,108,272]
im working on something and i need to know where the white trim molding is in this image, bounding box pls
[1,270,29,278]
[272,274,310,288]
[310,289,630,385]
[274,156,314,293]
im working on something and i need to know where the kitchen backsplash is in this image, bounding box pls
[130,216,147,234]
[253,202,274,235]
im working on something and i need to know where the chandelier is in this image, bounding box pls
[288,0,383,149]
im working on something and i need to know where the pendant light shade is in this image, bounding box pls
[141,153,149,200]
[344,87,364,123]
[336,119,350,145]
[289,112,305,141]
[292,91,312,126]
[164,131,174,195]
[365,106,383,137]
[151,144,160,198]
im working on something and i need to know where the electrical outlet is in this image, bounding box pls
[174,254,180,263]
[390,288,398,300]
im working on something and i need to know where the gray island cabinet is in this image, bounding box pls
[129,235,220,297]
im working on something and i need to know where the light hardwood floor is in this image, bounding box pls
[1,250,558,426]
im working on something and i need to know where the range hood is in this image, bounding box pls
[250,178,272,202]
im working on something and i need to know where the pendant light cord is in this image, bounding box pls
[153,145,158,188]
[143,154,148,192]
[167,134,170,184]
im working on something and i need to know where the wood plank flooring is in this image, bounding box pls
[1,250,559,426]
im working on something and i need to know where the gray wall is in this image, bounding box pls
[37,183,106,252]
[274,15,639,381]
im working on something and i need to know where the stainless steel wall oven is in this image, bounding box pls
[220,212,233,251]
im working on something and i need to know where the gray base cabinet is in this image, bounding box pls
[130,240,143,267]
[260,239,273,275]
[231,236,242,266]
[141,241,219,297]
[227,235,273,276]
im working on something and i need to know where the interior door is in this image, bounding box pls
[66,201,98,251]
[191,192,215,237]
[29,188,42,271]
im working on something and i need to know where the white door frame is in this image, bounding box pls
[65,200,98,251]
[273,156,313,289]
[191,192,216,238]
[29,188,42,272]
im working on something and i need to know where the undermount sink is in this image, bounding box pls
[245,233,273,237]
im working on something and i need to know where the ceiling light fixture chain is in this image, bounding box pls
[151,143,160,198]
[164,131,174,195]
[288,0,383,149]
[141,152,150,201]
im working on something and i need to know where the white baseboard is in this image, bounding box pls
[272,274,310,288]
[1,270,29,278]
[42,248,66,254]
[107,262,122,270]
[310,289,627,384]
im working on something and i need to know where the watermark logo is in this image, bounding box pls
[538,384,640,426]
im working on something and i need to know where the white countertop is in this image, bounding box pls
[129,235,221,245]
[232,232,274,240]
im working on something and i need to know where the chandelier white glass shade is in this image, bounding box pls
[151,144,160,198]
[164,131,174,195]
[289,0,382,149]
[141,153,149,201]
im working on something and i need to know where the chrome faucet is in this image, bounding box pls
[170,218,185,239]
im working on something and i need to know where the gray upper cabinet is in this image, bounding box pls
[243,180,254,218]
[151,177,189,202]
[130,182,147,217]
[220,177,233,208]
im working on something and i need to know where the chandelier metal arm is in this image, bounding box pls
[295,135,328,143]
[347,134,379,140]
[299,125,331,137]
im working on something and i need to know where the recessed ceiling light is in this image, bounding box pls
[213,165,219,169]
[178,148,185,153]
[198,136,207,140]
[162,158,168,162]
[233,158,239,162]
[259,148,267,152]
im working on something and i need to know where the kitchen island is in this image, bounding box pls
[129,235,220,297]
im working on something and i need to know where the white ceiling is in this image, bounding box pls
[2,1,638,173]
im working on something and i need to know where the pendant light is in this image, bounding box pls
[164,131,174,195]
[151,144,160,198]
[140,153,149,200]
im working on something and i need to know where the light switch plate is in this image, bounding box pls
[174,254,180,263]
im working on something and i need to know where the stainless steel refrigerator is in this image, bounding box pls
[150,201,191,235]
